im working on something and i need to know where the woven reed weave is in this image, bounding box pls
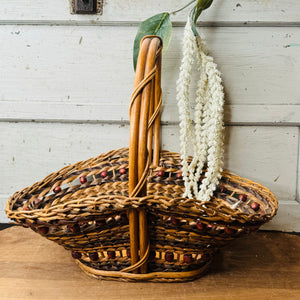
[6,36,278,282]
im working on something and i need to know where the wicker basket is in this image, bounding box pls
[6,36,278,282]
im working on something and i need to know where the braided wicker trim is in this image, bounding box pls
[76,258,211,282]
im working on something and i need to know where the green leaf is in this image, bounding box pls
[190,0,214,35]
[198,0,213,10]
[192,0,214,24]
[133,12,172,71]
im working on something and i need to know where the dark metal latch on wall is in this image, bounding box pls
[70,0,103,14]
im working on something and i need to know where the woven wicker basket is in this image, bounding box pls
[6,36,278,282]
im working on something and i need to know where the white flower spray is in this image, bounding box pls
[176,18,225,201]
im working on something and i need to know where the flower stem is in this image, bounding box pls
[170,0,197,15]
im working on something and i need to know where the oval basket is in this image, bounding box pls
[6,36,278,282]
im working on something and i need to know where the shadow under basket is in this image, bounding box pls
[6,36,278,282]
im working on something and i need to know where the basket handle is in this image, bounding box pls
[128,36,162,273]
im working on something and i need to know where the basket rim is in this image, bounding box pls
[6,148,278,226]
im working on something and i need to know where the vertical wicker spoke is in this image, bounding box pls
[147,80,154,165]
[153,50,162,167]
[137,37,162,273]
[129,36,163,274]
[129,37,151,273]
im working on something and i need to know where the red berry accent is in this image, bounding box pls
[170,216,179,225]
[224,227,235,235]
[89,252,99,261]
[183,254,193,264]
[196,221,206,230]
[250,202,260,211]
[200,253,210,262]
[38,227,49,235]
[100,170,108,178]
[157,170,165,177]
[96,220,106,226]
[53,186,61,194]
[206,224,214,230]
[165,252,174,262]
[79,176,87,184]
[120,214,128,224]
[68,223,80,233]
[71,252,82,259]
[23,206,29,211]
[220,186,227,193]
[239,194,247,202]
[126,249,131,258]
[119,168,126,175]
[107,251,116,259]
[176,172,182,179]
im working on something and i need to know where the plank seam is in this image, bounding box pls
[0,119,299,127]
[0,21,300,27]
[1,103,299,126]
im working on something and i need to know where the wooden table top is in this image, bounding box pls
[0,227,299,300]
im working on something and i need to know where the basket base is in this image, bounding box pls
[76,259,212,282]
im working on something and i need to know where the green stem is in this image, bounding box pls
[170,0,197,15]
[192,0,214,23]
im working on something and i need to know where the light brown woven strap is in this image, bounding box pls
[76,258,212,282]
[121,243,150,273]
[128,35,163,273]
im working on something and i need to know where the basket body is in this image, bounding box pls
[6,36,278,282]
[6,148,277,282]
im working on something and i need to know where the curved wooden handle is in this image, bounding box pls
[128,36,163,273]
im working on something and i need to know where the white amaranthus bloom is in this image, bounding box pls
[176,18,225,201]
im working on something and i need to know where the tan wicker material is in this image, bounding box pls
[6,36,278,282]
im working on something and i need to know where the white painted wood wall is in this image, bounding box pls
[1,0,299,231]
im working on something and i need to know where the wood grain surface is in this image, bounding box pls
[0,227,299,299]
[0,124,297,201]
[1,26,299,107]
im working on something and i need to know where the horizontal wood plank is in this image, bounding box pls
[1,122,298,230]
[222,126,298,203]
[1,0,300,25]
[298,127,300,203]
[1,122,297,200]
[0,26,299,108]
[0,196,9,223]
[1,228,300,299]
[262,201,300,232]
[1,102,299,125]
